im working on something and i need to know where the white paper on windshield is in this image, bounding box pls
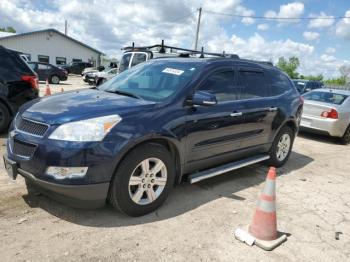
[162,68,184,76]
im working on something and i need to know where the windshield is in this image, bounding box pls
[303,91,348,105]
[98,60,201,102]
[293,80,306,92]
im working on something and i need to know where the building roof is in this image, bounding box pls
[0,31,16,38]
[0,28,104,55]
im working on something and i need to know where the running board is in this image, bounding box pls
[188,154,270,184]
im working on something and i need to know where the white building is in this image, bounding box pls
[0,28,104,67]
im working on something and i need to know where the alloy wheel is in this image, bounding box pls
[128,158,167,205]
[276,134,291,161]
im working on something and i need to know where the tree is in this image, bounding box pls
[339,65,350,83]
[0,26,16,33]
[277,56,300,79]
[301,74,324,81]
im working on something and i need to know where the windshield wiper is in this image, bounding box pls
[106,90,143,100]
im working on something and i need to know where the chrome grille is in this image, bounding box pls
[16,116,49,137]
[12,139,37,158]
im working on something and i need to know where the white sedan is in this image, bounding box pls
[300,88,350,144]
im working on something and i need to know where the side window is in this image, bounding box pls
[238,70,268,99]
[38,55,49,63]
[131,53,147,67]
[119,53,132,72]
[38,64,48,70]
[269,72,293,96]
[197,70,238,103]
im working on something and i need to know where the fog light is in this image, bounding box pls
[46,167,88,179]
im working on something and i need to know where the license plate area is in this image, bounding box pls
[3,155,18,180]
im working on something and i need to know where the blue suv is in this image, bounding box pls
[4,57,303,216]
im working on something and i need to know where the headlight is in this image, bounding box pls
[49,115,122,141]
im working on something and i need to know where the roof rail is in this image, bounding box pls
[122,40,240,59]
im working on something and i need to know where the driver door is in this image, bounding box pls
[184,68,247,172]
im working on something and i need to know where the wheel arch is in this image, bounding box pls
[111,135,183,187]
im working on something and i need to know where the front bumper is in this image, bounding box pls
[300,115,347,137]
[4,154,109,208]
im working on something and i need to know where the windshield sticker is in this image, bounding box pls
[162,68,184,76]
[298,82,306,85]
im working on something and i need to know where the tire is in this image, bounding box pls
[50,75,60,84]
[0,102,11,133]
[266,125,295,167]
[109,143,175,216]
[340,125,350,145]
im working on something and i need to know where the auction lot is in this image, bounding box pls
[0,76,349,261]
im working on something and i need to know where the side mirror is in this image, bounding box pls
[189,91,217,106]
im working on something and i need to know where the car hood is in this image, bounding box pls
[20,89,156,125]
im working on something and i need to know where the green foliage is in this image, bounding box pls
[324,76,347,86]
[299,74,324,81]
[277,56,300,79]
[0,26,16,33]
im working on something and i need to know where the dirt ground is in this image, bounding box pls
[0,76,349,261]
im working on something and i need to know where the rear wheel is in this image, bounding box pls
[109,143,175,216]
[0,102,10,133]
[341,126,350,145]
[266,126,295,167]
[50,75,60,84]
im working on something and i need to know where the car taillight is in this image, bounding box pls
[21,75,39,90]
[321,109,338,119]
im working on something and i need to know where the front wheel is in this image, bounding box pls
[266,126,295,167]
[109,143,175,216]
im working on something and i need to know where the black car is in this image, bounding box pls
[4,55,303,216]
[60,61,93,75]
[0,46,39,132]
[293,80,324,94]
[28,62,68,84]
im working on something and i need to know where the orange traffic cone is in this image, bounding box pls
[234,167,287,251]
[44,79,51,96]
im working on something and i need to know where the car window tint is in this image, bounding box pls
[119,53,132,72]
[269,72,292,96]
[131,53,147,67]
[197,70,238,103]
[238,70,268,99]
[303,91,348,105]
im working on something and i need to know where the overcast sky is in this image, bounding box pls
[1,0,350,78]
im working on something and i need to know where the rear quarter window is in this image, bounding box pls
[269,71,293,96]
[0,49,34,78]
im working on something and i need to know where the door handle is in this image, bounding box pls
[269,107,278,112]
[230,112,243,117]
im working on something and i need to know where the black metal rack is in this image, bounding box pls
[122,40,239,59]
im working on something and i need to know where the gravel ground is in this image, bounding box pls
[0,76,349,261]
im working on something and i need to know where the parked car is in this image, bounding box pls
[82,66,105,76]
[83,70,99,83]
[60,61,93,75]
[28,62,68,84]
[300,88,350,144]
[0,46,39,132]
[4,55,303,216]
[292,79,323,94]
[94,68,119,86]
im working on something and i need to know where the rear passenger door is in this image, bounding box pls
[237,67,278,149]
[37,63,49,81]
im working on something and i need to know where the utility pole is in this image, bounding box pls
[194,7,202,51]
[64,20,68,35]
